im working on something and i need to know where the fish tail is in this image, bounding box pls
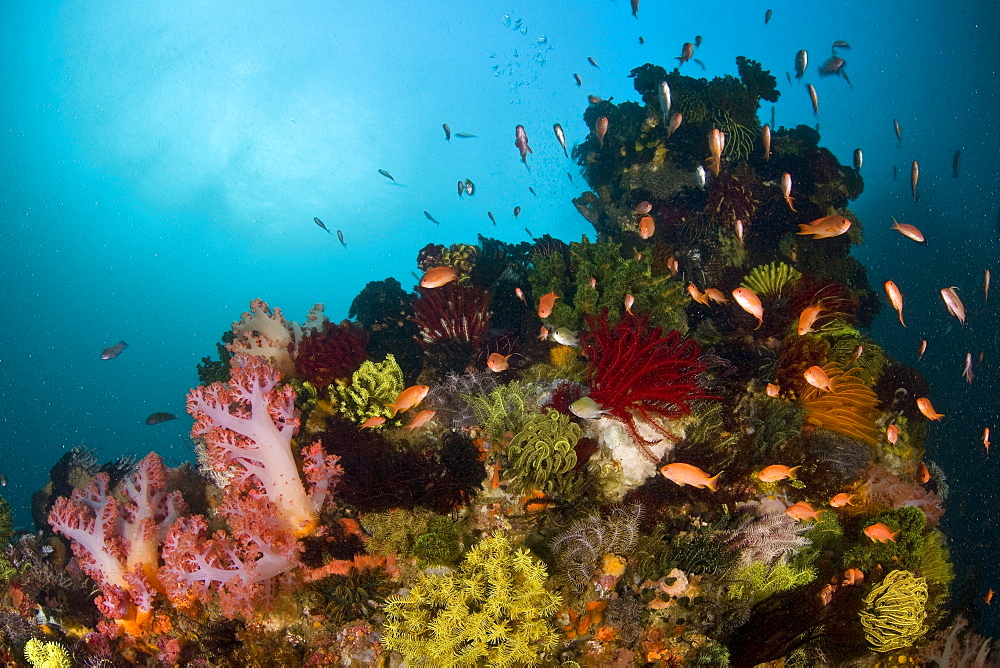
[788,466,801,480]
[706,471,723,492]
[796,224,813,235]
[384,404,398,419]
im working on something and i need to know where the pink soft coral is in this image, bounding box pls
[47,452,187,633]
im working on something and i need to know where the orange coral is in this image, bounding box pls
[800,363,881,447]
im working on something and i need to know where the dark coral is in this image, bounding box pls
[294,319,370,388]
[736,56,780,104]
[348,277,422,381]
[581,311,715,456]
[410,284,492,349]
[197,330,236,385]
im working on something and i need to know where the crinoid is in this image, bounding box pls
[581,310,715,459]
[410,283,492,348]
[711,109,755,162]
[799,363,881,447]
[741,261,802,301]
[704,164,760,229]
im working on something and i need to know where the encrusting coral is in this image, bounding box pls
[381,532,561,667]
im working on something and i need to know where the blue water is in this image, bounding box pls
[2,0,998,635]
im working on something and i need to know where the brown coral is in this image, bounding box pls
[799,363,881,447]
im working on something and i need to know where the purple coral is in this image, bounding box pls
[294,320,370,387]
[410,284,492,348]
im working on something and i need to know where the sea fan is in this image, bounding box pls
[799,363,881,447]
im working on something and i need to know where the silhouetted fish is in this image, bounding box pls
[529,187,537,197]
[101,341,128,360]
[313,217,330,233]
[455,133,477,138]
[952,150,961,178]
[765,9,772,24]
[146,412,177,425]
[588,56,600,69]
[514,206,521,218]
[442,123,451,141]
[337,230,347,247]
[424,211,441,225]
[488,212,497,225]
[378,169,395,182]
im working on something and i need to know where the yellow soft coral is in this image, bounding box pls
[23,639,72,668]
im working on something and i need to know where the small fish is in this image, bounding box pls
[705,288,728,304]
[797,304,824,335]
[987,589,995,606]
[676,42,695,65]
[918,340,927,360]
[464,179,475,196]
[571,396,612,420]
[807,84,820,116]
[804,365,834,392]
[853,148,863,171]
[145,412,177,425]
[893,165,898,180]
[984,427,991,455]
[916,397,945,421]
[630,0,639,17]
[567,172,573,182]
[101,341,128,360]
[638,214,655,239]
[361,416,386,429]
[890,217,924,242]
[423,211,441,225]
[457,180,465,197]
[313,217,330,233]
[590,276,597,288]
[786,71,793,86]
[940,287,966,324]
[635,201,652,215]
[666,256,679,275]
[829,493,854,508]
[406,409,436,431]
[0,473,5,487]
[735,219,745,246]
[442,123,451,141]
[847,346,863,366]
[378,169,395,182]
[420,266,458,288]
[884,281,906,326]
[574,73,583,86]
[488,211,497,226]
[658,81,672,120]
[786,501,822,522]
[538,291,559,318]
[624,293,635,315]
[762,124,771,161]
[732,287,764,328]
[757,465,801,482]
[667,112,683,138]
[765,8,773,24]
[336,230,346,247]
[525,227,533,237]
[595,116,609,149]
[818,56,846,77]
[515,125,532,167]
[638,36,644,45]
[687,283,711,306]
[553,123,568,157]
[539,325,549,341]
[832,40,851,50]
[588,56,600,69]
[886,424,899,445]
[514,287,527,304]
[781,172,796,211]
[551,327,579,347]
[963,352,974,384]
[588,94,603,104]
[864,523,899,543]
[514,206,522,218]
[385,385,430,418]
[985,269,991,302]
[454,133,477,138]
[894,119,902,147]
[695,35,703,48]
[795,50,808,79]
[487,352,513,373]
[660,463,721,492]
[766,383,780,398]
[915,461,931,484]
[911,160,920,202]
[695,164,707,189]
[707,128,726,177]
[952,149,961,178]
[797,215,852,239]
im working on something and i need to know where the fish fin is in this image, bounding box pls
[706,472,722,492]
[788,466,801,480]
[796,224,814,235]
[384,404,398,419]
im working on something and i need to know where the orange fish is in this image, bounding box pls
[635,201,652,214]
[986,589,994,605]
[660,463,722,492]
[842,568,864,586]
[804,365,834,392]
[638,214,655,239]
[732,287,763,329]
[986,269,991,303]
[916,397,945,421]
[829,493,854,508]
[706,128,725,177]
[624,294,635,315]
[847,345,863,364]
[676,41,694,64]
[985,427,991,455]
[687,283,711,306]
[797,215,851,239]
[667,112,683,137]
[915,461,931,484]
[911,160,919,202]
[781,172,796,211]
[762,124,771,161]
[940,287,966,324]
[735,219,746,246]
[515,287,527,304]
[890,217,924,243]
[807,83,819,115]
[360,416,386,429]
[666,256,679,275]
[863,523,899,543]
[596,116,609,149]
[406,409,436,431]
[487,352,513,373]
[883,280,905,326]
[797,304,823,335]
[539,325,549,341]
[589,276,598,289]
[786,501,822,522]
[918,339,927,360]
[886,424,899,445]
[963,352,974,384]
[420,266,458,288]
[538,291,559,318]
[765,382,780,398]
[757,464,801,482]
[705,288,728,304]
[386,384,430,418]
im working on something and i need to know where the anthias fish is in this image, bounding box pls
[101,340,128,360]
[553,123,568,157]
[313,216,330,233]
[595,116,609,149]
[514,125,532,165]
[794,50,808,79]
[145,412,176,425]
[336,230,346,247]
[423,210,441,225]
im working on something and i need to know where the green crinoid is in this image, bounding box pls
[711,109,755,162]
[671,86,710,125]
[859,569,928,653]
[741,261,802,301]
[505,409,582,496]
